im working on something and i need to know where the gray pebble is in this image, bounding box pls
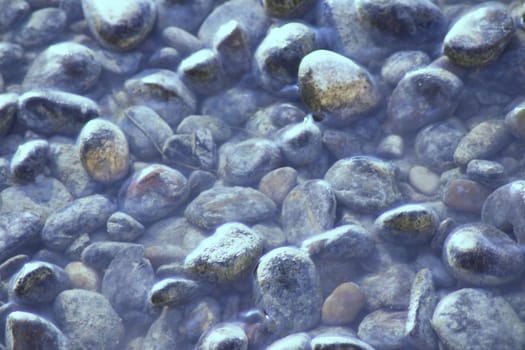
[252,222,287,251]
[0,211,41,263]
[0,0,30,32]
[444,222,525,286]
[0,93,17,136]
[142,307,181,350]
[81,242,140,271]
[162,26,204,56]
[54,289,125,350]
[188,170,216,199]
[414,253,455,288]
[245,102,305,138]
[185,186,276,230]
[82,0,156,50]
[147,46,181,69]
[178,49,224,95]
[94,49,143,75]
[148,277,200,307]
[282,179,336,245]
[276,115,322,166]
[10,139,49,182]
[9,261,69,305]
[258,166,298,205]
[0,254,29,281]
[41,194,116,251]
[177,115,231,143]
[324,156,401,214]
[0,43,23,76]
[22,42,101,93]
[156,0,214,34]
[381,50,431,86]
[179,297,221,342]
[213,20,251,78]
[10,7,66,48]
[254,247,323,335]
[310,334,375,350]
[162,129,217,171]
[196,323,248,350]
[505,99,525,140]
[17,89,100,135]
[266,332,311,350]
[6,311,69,350]
[357,309,409,350]
[444,2,514,67]
[376,134,404,159]
[184,222,263,283]
[107,211,144,242]
[322,128,363,159]
[432,288,525,350]
[388,67,463,134]
[466,159,506,188]
[119,164,189,222]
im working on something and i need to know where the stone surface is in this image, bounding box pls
[276,115,322,166]
[106,211,144,242]
[466,159,506,189]
[148,277,200,307]
[10,139,49,182]
[0,211,42,262]
[263,0,315,17]
[6,311,69,350]
[266,332,311,350]
[360,264,415,310]
[408,166,440,195]
[0,93,17,136]
[322,282,365,325]
[64,261,99,291]
[162,129,216,171]
[357,309,409,350]
[381,50,431,86]
[178,49,224,95]
[10,7,66,48]
[258,167,297,205]
[196,323,248,350]
[213,20,251,78]
[177,115,231,143]
[442,179,490,214]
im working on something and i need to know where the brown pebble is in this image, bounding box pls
[64,261,100,291]
[442,179,490,214]
[322,282,365,325]
[258,166,297,205]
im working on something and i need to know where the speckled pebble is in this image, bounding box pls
[64,261,99,291]
[10,139,49,182]
[196,323,248,350]
[408,165,440,195]
[322,282,365,325]
[6,311,69,350]
[106,211,145,242]
[357,309,409,350]
[442,179,490,214]
[258,166,298,205]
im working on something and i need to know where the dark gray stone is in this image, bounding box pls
[179,297,221,342]
[177,115,232,143]
[10,8,66,48]
[258,166,298,206]
[0,0,30,32]
[157,0,214,33]
[147,47,181,69]
[149,277,200,307]
[254,247,322,335]
[0,255,29,281]
[357,309,410,350]
[414,253,455,288]
[106,211,144,242]
[0,211,42,262]
[466,159,506,189]
[178,49,224,95]
[0,43,23,75]
[41,194,116,251]
[10,139,49,182]
[213,20,251,77]
[443,223,525,286]
[322,129,363,159]
[162,129,217,171]
[245,102,305,138]
[54,289,125,350]
[0,93,17,136]
[5,311,69,350]
[282,179,336,245]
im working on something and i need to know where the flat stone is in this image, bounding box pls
[148,277,200,307]
[466,159,506,189]
[266,333,311,350]
[106,211,145,242]
[64,261,99,291]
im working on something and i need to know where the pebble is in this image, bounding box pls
[185,186,276,230]
[0,254,29,281]
[431,288,525,350]
[142,307,181,350]
[179,297,221,342]
[163,129,216,170]
[94,49,143,75]
[466,159,506,189]
[276,115,322,166]
[266,332,311,350]
[17,89,100,135]
[414,253,455,288]
[148,47,180,69]
[148,277,200,307]
[310,334,375,350]
[322,282,365,325]
[442,178,490,214]
[196,323,248,350]
[0,43,23,77]
[213,20,251,78]
[54,289,125,350]
[22,42,101,93]
[443,2,514,67]
[10,7,66,48]
[10,139,49,182]
[387,67,463,134]
[374,204,439,245]
[322,128,363,159]
[357,309,409,350]
[252,222,287,251]
[9,261,69,305]
[254,22,316,92]
[246,102,305,138]
[106,211,144,242]
[414,119,467,172]
[41,194,116,251]
[82,0,156,50]
[123,69,197,129]
[376,134,404,159]
[298,50,380,125]
[254,247,322,335]
[81,242,139,271]
[281,179,336,244]
[444,223,525,286]
[64,261,99,291]
[0,0,29,33]
[408,166,440,195]
[0,93,17,136]
[258,166,298,205]
[119,164,189,222]
[381,50,431,86]
[301,223,375,260]
[262,0,315,18]
[454,119,512,167]
[184,222,263,283]
[178,49,224,95]
[324,156,401,214]
[6,311,69,350]
[162,26,204,56]
[116,105,173,160]
[505,99,525,140]
[177,115,232,143]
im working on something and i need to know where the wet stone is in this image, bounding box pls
[185,186,276,230]
[301,223,375,260]
[357,309,409,350]
[282,179,336,245]
[81,242,139,271]
[254,247,322,336]
[482,180,525,243]
[179,297,221,342]
[148,277,200,307]
[408,166,440,195]
[466,159,506,188]
[0,93,18,136]
[431,288,525,350]
[9,7,66,48]
[6,311,68,350]
[0,211,42,262]
[266,332,311,350]
[405,268,438,350]
[101,245,155,324]
[9,261,69,305]
[310,334,375,350]
[22,42,101,93]
[444,2,514,67]
[444,223,525,286]
[324,156,401,214]
[196,323,248,350]
[184,222,263,284]
[82,0,156,50]
[374,204,439,245]
[454,119,512,167]
[10,139,49,183]
[322,282,365,325]
[0,177,72,219]
[106,211,144,242]
[322,129,363,159]
[443,178,490,214]
[162,26,204,57]
[119,164,189,222]
[162,130,217,171]
[177,115,231,144]
[415,119,467,172]
[41,194,116,251]
[17,89,100,135]
[124,69,197,129]
[388,67,463,134]
[54,289,125,350]
[117,105,173,160]
[254,22,316,92]
[381,50,431,86]
[222,138,281,186]
[359,263,415,310]
[213,20,251,78]
[276,115,322,166]
[298,50,380,125]
[64,261,99,291]
[0,0,30,32]
[142,307,181,350]
[178,49,224,95]
[258,166,297,205]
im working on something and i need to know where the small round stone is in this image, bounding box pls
[258,167,297,205]
[376,134,404,159]
[10,139,49,182]
[178,48,224,95]
[443,223,525,286]
[64,262,99,291]
[275,115,322,166]
[148,277,200,307]
[442,179,490,214]
[381,50,431,86]
[408,165,440,195]
[466,159,506,189]
[106,211,145,242]
[78,118,130,183]
[322,282,365,325]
